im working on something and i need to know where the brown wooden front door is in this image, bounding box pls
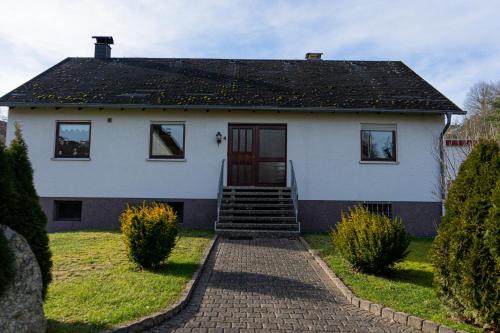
[228,124,287,187]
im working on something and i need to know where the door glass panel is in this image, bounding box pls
[259,129,286,158]
[232,129,239,152]
[246,129,252,152]
[258,162,286,184]
[239,129,246,152]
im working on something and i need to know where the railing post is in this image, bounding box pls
[216,159,225,230]
[289,160,300,231]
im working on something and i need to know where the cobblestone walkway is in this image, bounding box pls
[147,237,417,333]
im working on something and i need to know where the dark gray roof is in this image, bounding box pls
[0,57,464,114]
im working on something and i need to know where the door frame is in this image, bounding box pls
[227,123,287,187]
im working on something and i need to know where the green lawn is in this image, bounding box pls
[45,229,213,333]
[303,234,480,333]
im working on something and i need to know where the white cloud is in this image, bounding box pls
[1,0,499,120]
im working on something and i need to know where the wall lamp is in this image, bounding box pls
[216,131,226,146]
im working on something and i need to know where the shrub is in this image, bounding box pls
[330,205,410,274]
[0,142,16,228]
[3,124,52,299]
[0,227,14,297]
[120,202,178,268]
[431,140,500,328]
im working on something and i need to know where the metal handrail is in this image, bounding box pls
[289,160,300,232]
[216,159,225,226]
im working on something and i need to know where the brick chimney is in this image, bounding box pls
[92,36,114,59]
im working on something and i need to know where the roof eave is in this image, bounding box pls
[0,102,466,115]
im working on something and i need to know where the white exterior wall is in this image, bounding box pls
[6,108,444,202]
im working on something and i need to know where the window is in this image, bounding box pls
[167,202,184,223]
[361,124,396,162]
[55,122,91,158]
[150,123,185,159]
[363,202,393,219]
[54,200,82,221]
[154,201,184,223]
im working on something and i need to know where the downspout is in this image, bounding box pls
[439,112,453,214]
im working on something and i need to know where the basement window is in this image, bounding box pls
[363,202,393,219]
[156,201,184,223]
[54,200,82,221]
[361,124,396,162]
[149,123,185,159]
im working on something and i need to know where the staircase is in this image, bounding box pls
[214,160,300,236]
[215,186,300,235]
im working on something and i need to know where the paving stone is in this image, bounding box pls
[144,237,418,332]
[407,316,423,330]
[422,320,439,333]
[381,308,395,321]
[370,303,383,316]
[360,300,372,311]
[394,312,409,325]
[438,325,455,333]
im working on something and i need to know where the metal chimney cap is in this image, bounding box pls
[92,36,114,44]
[305,52,322,60]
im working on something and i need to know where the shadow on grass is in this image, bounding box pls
[382,268,434,288]
[47,319,110,333]
[143,262,200,278]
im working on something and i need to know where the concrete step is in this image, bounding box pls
[219,209,294,215]
[216,230,300,238]
[224,186,291,191]
[223,192,292,197]
[216,222,299,230]
[222,197,293,202]
[218,216,296,222]
[222,203,294,208]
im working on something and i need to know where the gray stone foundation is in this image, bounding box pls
[41,197,441,236]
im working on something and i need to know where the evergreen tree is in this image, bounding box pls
[0,144,15,296]
[431,140,500,328]
[5,124,52,298]
[0,142,16,225]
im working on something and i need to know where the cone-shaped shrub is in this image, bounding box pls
[0,142,16,226]
[0,144,15,296]
[4,124,52,299]
[330,205,410,274]
[0,227,14,297]
[431,139,500,328]
[120,202,178,268]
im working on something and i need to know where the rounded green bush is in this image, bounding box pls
[120,202,178,269]
[330,205,410,274]
[0,228,15,297]
[431,140,500,328]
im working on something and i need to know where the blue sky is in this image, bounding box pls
[1,0,499,120]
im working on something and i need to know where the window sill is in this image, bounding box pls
[146,158,187,162]
[359,160,399,165]
[51,157,91,161]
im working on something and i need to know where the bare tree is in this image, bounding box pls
[464,81,500,116]
[447,81,500,142]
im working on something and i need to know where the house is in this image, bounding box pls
[0,37,464,236]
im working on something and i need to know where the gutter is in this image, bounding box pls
[439,112,453,208]
[1,102,466,115]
